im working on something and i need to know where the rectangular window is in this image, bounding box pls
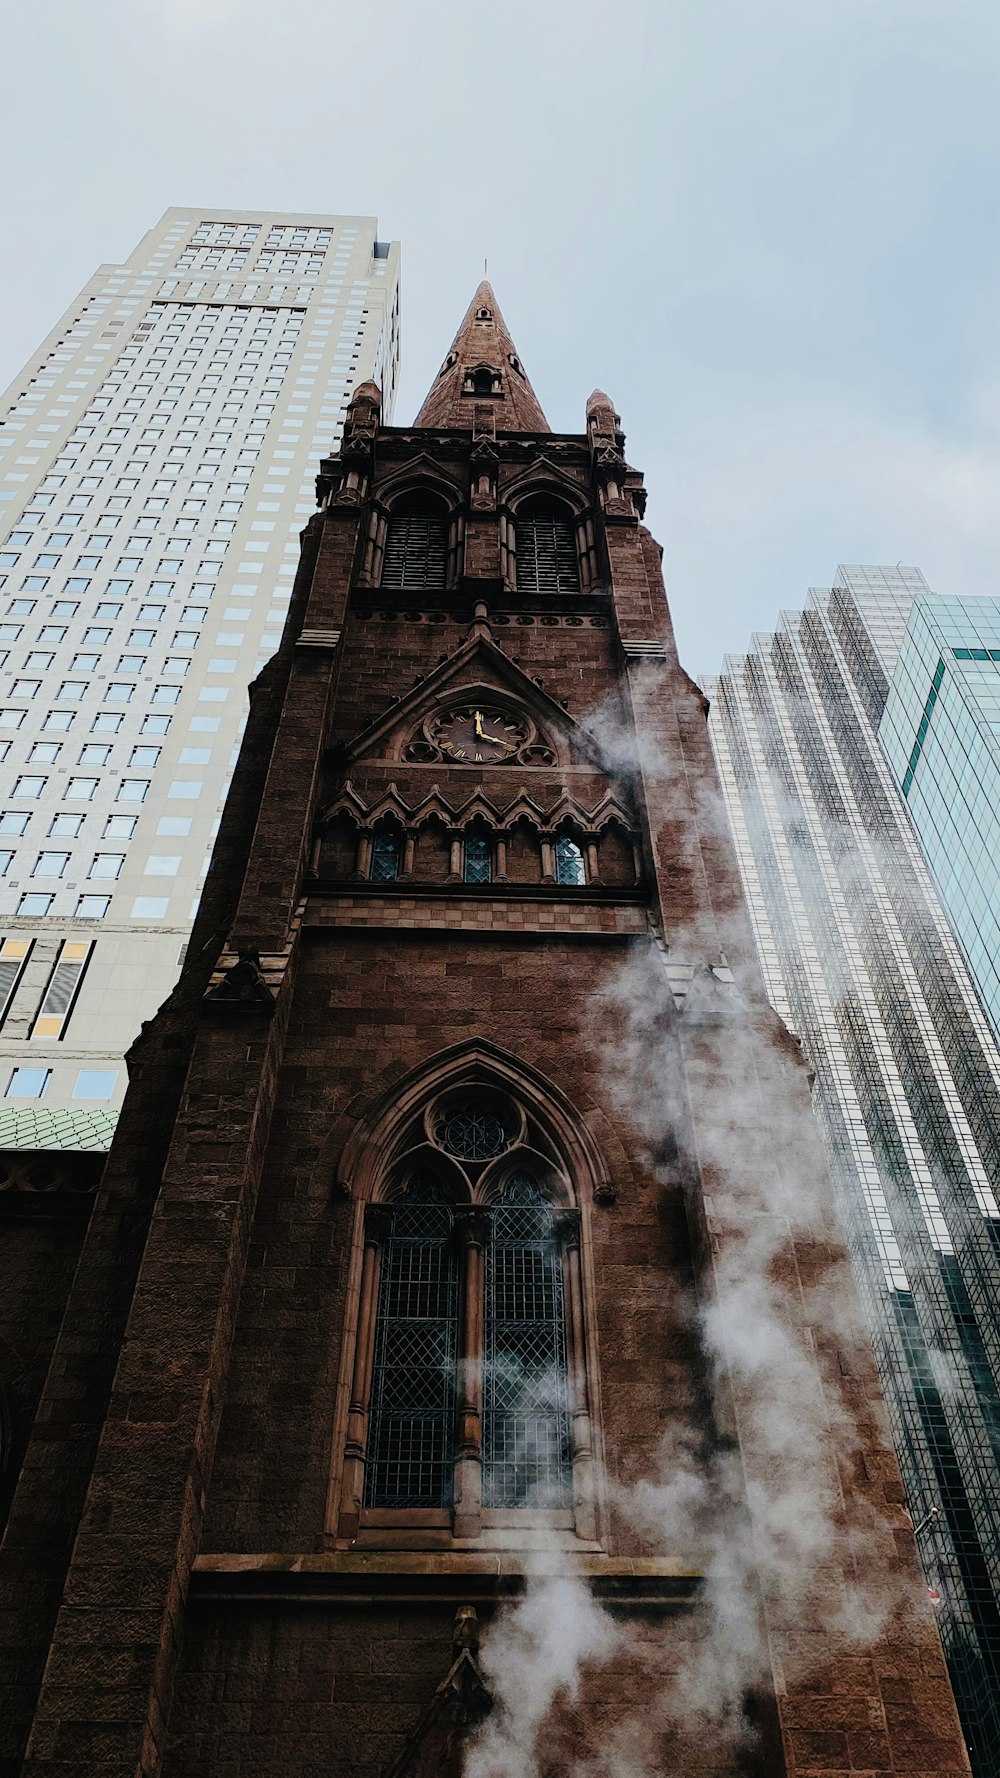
[75,893,111,919]
[117,780,149,803]
[73,1068,118,1101]
[31,940,93,1039]
[66,778,99,800]
[17,892,53,916]
[130,896,169,918]
[0,938,33,1026]
[89,854,124,880]
[32,851,70,879]
[5,1066,52,1100]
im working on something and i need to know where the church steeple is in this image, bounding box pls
[413,279,549,432]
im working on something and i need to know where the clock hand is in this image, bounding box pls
[474,711,484,737]
[480,721,518,751]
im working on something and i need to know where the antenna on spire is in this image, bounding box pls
[484,257,488,278]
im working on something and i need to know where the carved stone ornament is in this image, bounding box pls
[205,949,275,1007]
[380,1606,491,1778]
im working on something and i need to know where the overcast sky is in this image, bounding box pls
[3,0,999,671]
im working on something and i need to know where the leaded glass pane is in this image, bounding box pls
[365,1176,458,1508]
[485,1171,572,1508]
[555,837,585,886]
[464,835,491,884]
[370,832,400,882]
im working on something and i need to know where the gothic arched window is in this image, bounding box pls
[370,829,400,882]
[336,1075,601,1548]
[515,494,580,595]
[365,1177,459,1510]
[555,836,586,886]
[485,1173,572,1508]
[381,491,447,591]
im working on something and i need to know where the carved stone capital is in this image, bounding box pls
[453,1205,491,1248]
[364,1202,395,1243]
[553,1206,582,1249]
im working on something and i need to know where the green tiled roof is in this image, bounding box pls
[0,1105,118,1152]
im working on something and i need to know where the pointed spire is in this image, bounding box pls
[413,279,549,432]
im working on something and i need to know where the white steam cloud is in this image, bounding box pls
[462,672,928,1776]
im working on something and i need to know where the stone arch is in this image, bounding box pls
[332,1038,615,1205]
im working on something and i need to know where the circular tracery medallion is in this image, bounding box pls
[435,1103,509,1160]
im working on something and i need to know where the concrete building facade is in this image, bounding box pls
[708,566,1000,1777]
[0,209,399,1149]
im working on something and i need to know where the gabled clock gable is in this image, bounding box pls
[343,627,604,771]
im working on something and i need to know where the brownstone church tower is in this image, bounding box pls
[0,285,971,1778]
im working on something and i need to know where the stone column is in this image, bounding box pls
[338,1204,393,1540]
[555,1208,598,1543]
[453,1208,489,1539]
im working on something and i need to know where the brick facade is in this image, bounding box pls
[0,284,970,1777]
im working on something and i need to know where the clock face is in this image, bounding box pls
[432,706,527,764]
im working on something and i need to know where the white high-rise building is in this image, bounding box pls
[0,209,400,1150]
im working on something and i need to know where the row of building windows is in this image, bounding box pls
[4,1066,118,1101]
[368,830,586,886]
[319,821,639,889]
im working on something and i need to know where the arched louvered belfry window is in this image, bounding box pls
[381,490,448,591]
[365,1175,459,1509]
[484,1172,572,1508]
[515,494,580,595]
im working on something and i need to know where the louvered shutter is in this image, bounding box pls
[381,514,447,591]
[515,515,579,594]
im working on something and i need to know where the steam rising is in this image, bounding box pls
[463,678,924,1776]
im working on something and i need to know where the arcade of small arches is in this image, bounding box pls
[358,484,600,597]
[330,1065,606,1547]
[314,794,642,891]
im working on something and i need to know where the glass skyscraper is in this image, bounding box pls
[707,566,1000,1778]
[0,209,399,1150]
[880,594,1000,1047]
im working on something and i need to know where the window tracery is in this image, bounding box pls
[333,1070,601,1547]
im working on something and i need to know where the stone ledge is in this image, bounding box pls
[190,1551,702,1608]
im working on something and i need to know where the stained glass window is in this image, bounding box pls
[365,1176,458,1509]
[370,831,400,881]
[464,834,491,884]
[555,837,585,886]
[484,1173,572,1508]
